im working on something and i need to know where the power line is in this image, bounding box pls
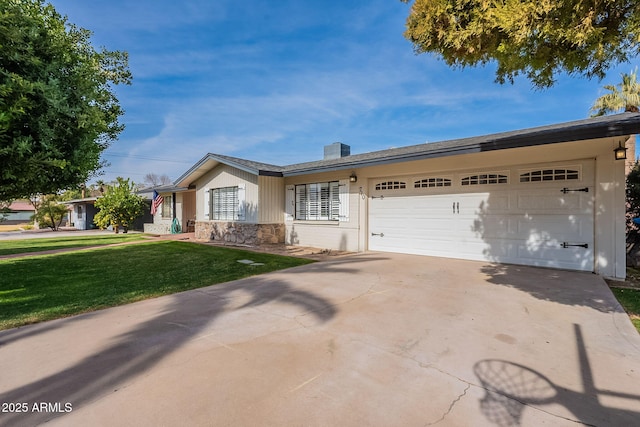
[105,170,150,176]
[103,152,193,164]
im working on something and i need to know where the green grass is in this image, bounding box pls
[0,241,314,330]
[612,288,640,332]
[0,234,146,256]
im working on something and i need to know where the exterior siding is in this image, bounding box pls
[195,164,259,223]
[258,176,284,224]
[182,191,196,231]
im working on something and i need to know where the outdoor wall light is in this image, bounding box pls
[349,173,358,183]
[614,141,627,160]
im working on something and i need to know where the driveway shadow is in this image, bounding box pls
[474,324,640,426]
[0,265,348,426]
[480,263,621,312]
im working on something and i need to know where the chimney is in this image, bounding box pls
[324,142,350,160]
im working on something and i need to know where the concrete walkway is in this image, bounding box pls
[0,253,639,426]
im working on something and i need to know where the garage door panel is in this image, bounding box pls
[459,216,517,239]
[516,192,590,212]
[368,160,594,272]
[458,193,511,214]
[515,243,593,270]
[370,237,470,258]
[515,215,593,241]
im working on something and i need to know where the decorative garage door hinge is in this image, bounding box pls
[371,232,384,237]
[561,242,588,249]
[561,187,589,194]
[371,195,385,199]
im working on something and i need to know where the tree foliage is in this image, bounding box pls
[32,194,68,231]
[0,0,131,201]
[0,200,9,223]
[403,0,640,88]
[94,177,144,232]
[590,69,640,116]
[627,162,640,244]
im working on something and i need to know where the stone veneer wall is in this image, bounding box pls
[195,221,285,245]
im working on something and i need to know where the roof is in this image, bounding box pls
[137,185,189,196]
[175,112,640,185]
[174,153,285,187]
[63,197,99,205]
[7,201,34,211]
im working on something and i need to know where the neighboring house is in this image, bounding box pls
[64,197,100,230]
[155,113,640,279]
[65,197,152,231]
[2,201,35,224]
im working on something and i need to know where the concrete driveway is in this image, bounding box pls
[1,253,639,426]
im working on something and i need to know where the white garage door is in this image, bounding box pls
[368,160,594,271]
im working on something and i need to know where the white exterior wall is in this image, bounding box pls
[284,136,626,278]
[195,164,259,223]
[284,172,361,252]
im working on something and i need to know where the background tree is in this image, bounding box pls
[143,173,172,188]
[32,195,68,231]
[403,0,640,88]
[0,201,9,223]
[0,0,131,202]
[590,69,640,116]
[625,162,640,267]
[94,177,144,233]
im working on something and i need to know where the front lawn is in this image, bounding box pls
[0,234,145,256]
[0,241,313,330]
[612,288,640,332]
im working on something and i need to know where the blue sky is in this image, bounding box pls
[50,0,638,185]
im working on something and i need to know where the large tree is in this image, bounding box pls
[403,0,640,88]
[0,0,131,201]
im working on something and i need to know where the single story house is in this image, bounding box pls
[65,196,153,231]
[156,113,640,279]
[1,201,35,224]
[64,197,100,230]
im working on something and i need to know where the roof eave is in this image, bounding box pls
[283,113,640,176]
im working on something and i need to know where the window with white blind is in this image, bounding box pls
[210,186,245,221]
[162,195,172,219]
[295,182,341,221]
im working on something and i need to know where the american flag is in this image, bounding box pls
[151,190,164,216]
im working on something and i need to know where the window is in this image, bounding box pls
[211,187,238,221]
[162,195,172,218]
[375,181,406,190]
[295,182,340,220]
[204,184,245,221]
[519,168,580,182]
[414,177,452,188]
[461,173,508,186]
